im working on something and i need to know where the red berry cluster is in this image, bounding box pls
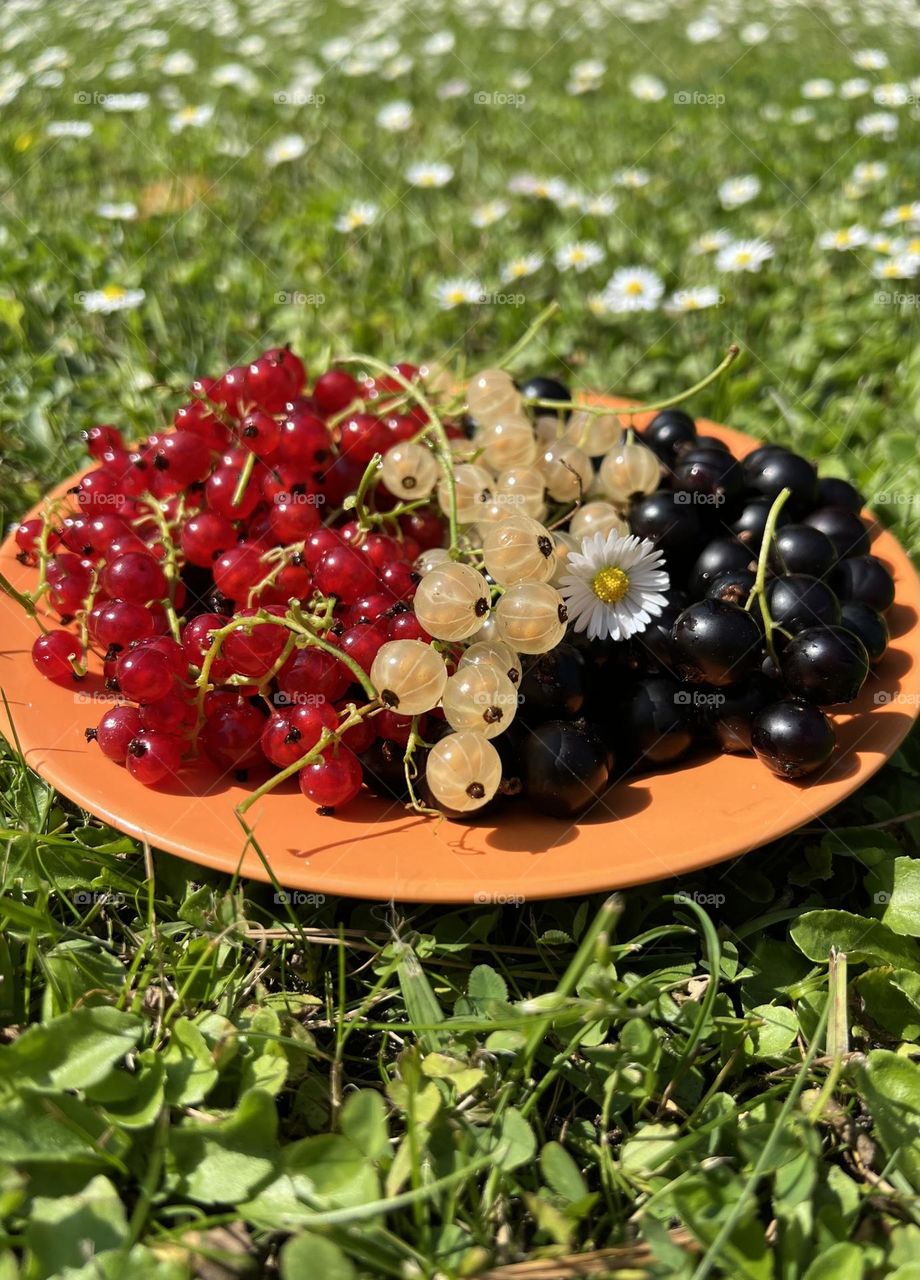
[17,348,449,812]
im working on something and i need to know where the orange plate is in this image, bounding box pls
[2,405,919,903]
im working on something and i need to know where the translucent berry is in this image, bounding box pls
[466,369,522,425]
[32,631,82,682]
[370,640,448,714]
[598,441,661,504]
[459,641,522,686]
[438,463,494,524]
[569,501,629,541]
[442,664,518,738]
[381,442,439,499]
[565,410,623,456]
[299,748,363,809]
[539,443,593,503]
[425,731,502,812]
[126,731,182,786]
[91,704,143,761]
[494,581,568,654]
[413,562,491,642]
[482,514,556,586]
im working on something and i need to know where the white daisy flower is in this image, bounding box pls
[334,201,379,232]
[612,167,651,189]
[801,79,834,99]
[423,31,455,56]
[873,254,920,280]
[718,175,761,210]
[715,239,774,273]
[740,23,770,44]
[554,241,605,273]
[471,199,509,228]
[96,201,138,220]
[629,74,667,102]
[433,278,485,309]
[790,107,816,125]
[818,225,870,250]
[853,161,888,184]
[857,112,898,138]
[212,63,260,93]
[874,83,910,107]
[853,49,889,71]
[101,92,149,112]
[581,193,618,217]
[508,71,532,91]
[602,265,665,311]
[501,254,543,282]
[560,531,669,642]
[870,233,901,254]
[571,58,606,81]
[168,104,214,132]
[880,202,920,227]
[840,78,870,99]
[80,285,145,314]
[687,16,722,42]
[587,293,610,317]
[692,228,732,254]
[376,100,412,131]
[161,51,197,76]
[321,38,354,63]
[406,162,453,188]
[0,74,26,108]
[664,285,722,313]
[437,79,469,100]
[46,120,93,138]
[382,55,414,80]
[265,134,307,166]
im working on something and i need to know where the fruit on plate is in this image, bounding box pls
[2,337,896,825]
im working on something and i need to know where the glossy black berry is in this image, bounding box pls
[780,625,869,705]
[731,497,791,546]
[689,538,756,597]
[629,491,704,557]
[522,720,611,817]
[816,476,864,513]
[804,507,870,559]
[766,574,841,634]
[742,447,818,511]
[517,374,572,419]
[672,447,744,504]
[833,554,895,612]
[643,409,697,463]
[705,569,757,608]
[632,597,686,672]
[751,700,836,779]
[769,524,837,577]
[618,675,695,767]
[839,602,889,664]
[706,676,775,753]
[672,598,764,686]
[518,644,586,722]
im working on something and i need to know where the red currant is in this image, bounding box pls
[126,731,183,786]
[201,702,267,773]
[314,545,377,603]
[278,647,351,703]
[32,631,82,681]
[337,621,388,673]
[299,748,362,809]
[89,704,142,761]
[276,410,331,468]
[88,599,156,650]
[205,466,262,520]
[115,647,175,702]
[313,369,360,416]
[103,552,168,606]
[181,512,237,567]
[83,424,124,459]
[240,409,282,458]
[213,543,268,601]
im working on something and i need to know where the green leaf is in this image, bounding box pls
[857,1051,920,1190]
[620,1123,680,1176]
[0,1092,117,1165]
[0,1007,143,1093]
[281,1234,356,1280]
[880,858,920,937]
[744,1005,799,1060]
[790,911,919,969]
[467,963,508,1004]
[856,968,920,1040]
[421,1052,484,1094]
[802,1242,864,1280]
[494,1108,536,1171]
[540,1141,588,1203]
[672,1168,773,1280]
[168,1088,279,1203]
[24,1175,128,1279]
[340,1089,389,1160]
[163,1018,220,1106]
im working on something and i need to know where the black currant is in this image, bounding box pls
[517,374,572,419]
[643,409,697,463]
[832,554,895,612]
[751,700,836,779]
[617,675,696,767]
[804,507,870,559]
[672,598,764,686]
[731,497,791,545]
[629,491,705,558]
[705,569,757,608]
[768,524,837,577]
[672,447,744,503]
[742,447,818,511]
[816,476,864,513]
[839,601,889,664]
[765,574,841,634]
[704,676,775,753]
[780,625,869,705]
[689,538,756,597]
[521,720,611,817]
[518,644,586,722]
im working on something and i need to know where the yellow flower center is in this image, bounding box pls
[834,231,850,245]
[736,251,752,265]
[592,565,630,604]
[625,280,644,295]
[103,285,126,300]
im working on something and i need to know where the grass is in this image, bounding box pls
[2,1,920,1276]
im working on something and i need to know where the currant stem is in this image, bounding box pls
[231,451,255,508]
[0,570,38,619]
[403,717,438,817]
[344,452,383,532]
[140,492,182,642]
[745,486,792,664]
[498,301,560,370]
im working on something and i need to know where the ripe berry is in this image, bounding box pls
[688,539,756,597]
[672,447,743,504]
[517,373,572,418]
[32,631,82,682]
[643,409,697,463]
[103,552,168,606]
[617,675,695,766]
[240,409,281,457]
[314,545,378,603]
[140,692,194,735]
[152,431,212,489]
[751,701,835,779]
[126,731,183,785]
[213,544,267,602]
[248,348,304,413]
[83,424,124,459]
[780,625,869,706]
[765,575,840,634]
[816,477,864,513]
[223,612,288,678]
[839,602,888,664]
[521,720,610,817]
[206,466,262,519]
[672,599,763,686]
[276,410,332,468]
[338,622,389,673]
[299,748,363,810]
[743,447,818,511]
[768,524,837,578]
[339,413,384,464]
[201,701,267,773]
[90,704,143,761]
[269,494,321,542]
[278,647,351,703]
[88,599,156,650]
[313,368,361,416]
[115,647,175,702]
[261,701,338,767]
[804,508,870,559]
[181,513,237,567]
[832,555,895,612]
[518,644,586,721]
[212,366,251,418]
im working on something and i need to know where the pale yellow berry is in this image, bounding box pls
[539,443,594,503]
[565,410,624,456]
[569,501,629,541]
[418,359,454,394]
[535,414,565,447]
[494,467,546,519]
[438,463,494,524]
[598,441,661,504]
[478,415,538,470]
[459,640,522,686]
[412,562,491,642]
[370,640,448,715]
[381,442,439,500]
[442,664,519,738]
[482,513,556,585]
[549,531,578,586]
[426,731,502,812]
[467,368,522,424]
[494,581,568,654]
[415,547,452,576]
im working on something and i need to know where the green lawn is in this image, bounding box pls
[2,1,920,1276]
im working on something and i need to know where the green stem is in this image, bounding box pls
[402,717,437,816]
[345,452,384,531]
[745,486,792,663]
[497,301,560,370]
[231,451,255,508]
[140,492,182,641]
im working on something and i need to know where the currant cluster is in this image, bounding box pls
[9,337,900,828]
